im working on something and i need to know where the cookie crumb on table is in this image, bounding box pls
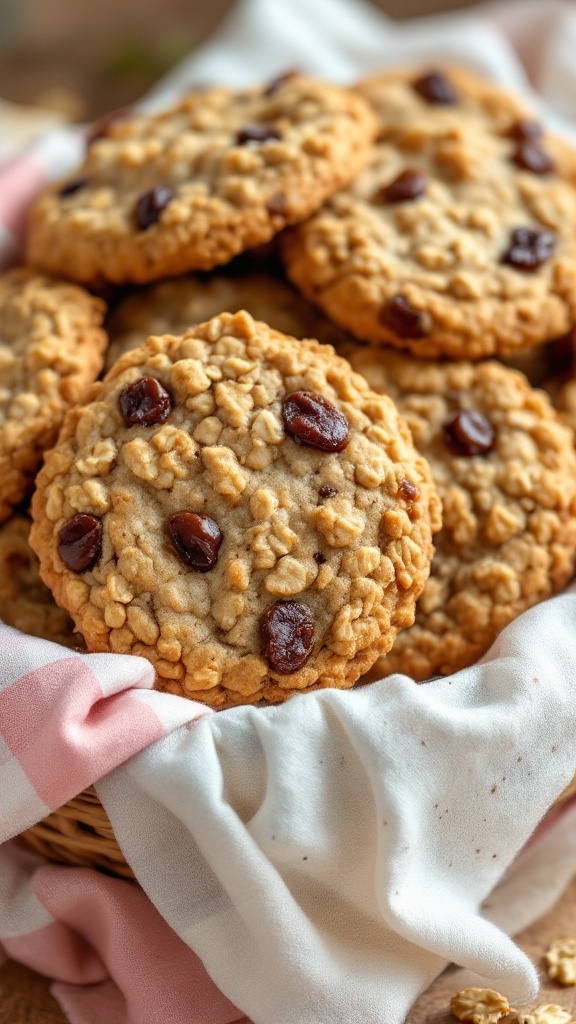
[516,1005,573,1024]
[450,987,510,1023]
[545,939,576,986]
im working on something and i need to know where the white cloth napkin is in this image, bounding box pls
[97,593,576,1024]
[4,2,576,1022]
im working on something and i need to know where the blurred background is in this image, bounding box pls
[0,0,480,124]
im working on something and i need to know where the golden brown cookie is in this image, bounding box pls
[349,345,576,680]
[30,311,440,708]
[0,268,106,524]
[0,515,79,647]
[283,66,576,360]
[554,376,576,436]
[104,269,352,371]
[27,76,377,285]
[546,331,576,434]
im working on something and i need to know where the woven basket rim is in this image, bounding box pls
[20,786,135,880]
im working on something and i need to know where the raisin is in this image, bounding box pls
[134,186,174,230]
[236,125,281,145]
[381,295,432,339]
[443,410,495,456]
[87,106,132,146]
[58,514,102,573]
[513,141,556,175]
[501,227,555,271]
[267,192,288,218]
[167,512,223,572]
[379,168,428,203]
[59,179,88,198]
[413,70,458,105]
[507,119,543,141]
[261,600,315,674]
[282,392,349,452]
[119,378,173,427]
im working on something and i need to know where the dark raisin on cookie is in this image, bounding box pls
[236,125,282,145]
[381,295,432,339]
[59,179,88,198]
[412,70,458,106]
[507,119,543,141]
[267,192,288,218]
[167,512,223,572]
[58,514,103,573]
[135,186,174,230]
[282,392,349,452]
[261,600,315,673]
[501,227,556,271]
[87,107,133,146]
[379,168,428,204]
[443,410,495,456]
[512,141,556,175]
[119,378,173,427]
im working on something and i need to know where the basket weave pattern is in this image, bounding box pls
[20,787,134,880]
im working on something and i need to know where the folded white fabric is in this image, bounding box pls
[97,590,576,1024]
[3,1,576,1022]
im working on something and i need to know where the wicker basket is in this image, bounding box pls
[20,787,134,880]
[19,771,576,881]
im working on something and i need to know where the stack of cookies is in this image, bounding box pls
[4,67,576,707]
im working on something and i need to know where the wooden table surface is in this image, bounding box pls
[2,873,576,1023]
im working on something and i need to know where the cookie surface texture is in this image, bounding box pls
[105,269,352,370]
[282,66,576,359]
[0,516,79,647]
[0,268,106,524]
[27,76,378,285]
[350,345,576,680]
[30,311,439,708]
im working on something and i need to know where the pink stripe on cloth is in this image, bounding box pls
[0,153,49,244]
[4,863,244,1024]
[0,656,165,811]
[3,919,106,985]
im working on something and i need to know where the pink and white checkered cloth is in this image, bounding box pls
[0,629,242,1023]
[3,605,576,1024]
[4,2,576,1023]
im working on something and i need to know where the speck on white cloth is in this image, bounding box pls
[3,2,576,1022]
